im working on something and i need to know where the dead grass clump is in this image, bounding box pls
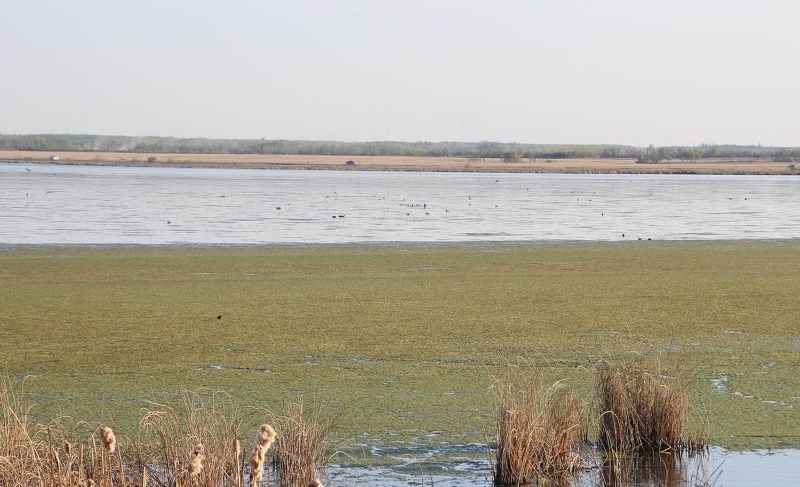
[493,377,586,486]
[1,381,338,487]
[274,399,333,487]
[0,378,130,486]
[138,390,242,486]
[597,358,693,453]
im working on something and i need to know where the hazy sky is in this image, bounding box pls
[3,0,799,146]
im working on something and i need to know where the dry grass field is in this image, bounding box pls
[1,150,797,175]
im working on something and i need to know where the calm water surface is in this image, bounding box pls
[1,163,799,244]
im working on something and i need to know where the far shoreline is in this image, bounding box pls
[2,150,798,176]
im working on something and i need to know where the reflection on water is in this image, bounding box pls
[1,163,799,244]
[598,451,711,487]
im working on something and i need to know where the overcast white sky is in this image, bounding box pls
[3,0,799,146]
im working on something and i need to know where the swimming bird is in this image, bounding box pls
[167,220,171,224]
[217,315,222,320]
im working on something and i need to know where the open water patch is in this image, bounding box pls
[323,446,800,486]
[2,164,799,245]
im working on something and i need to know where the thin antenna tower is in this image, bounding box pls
[387,90,391,140]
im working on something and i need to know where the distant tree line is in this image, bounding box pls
[1,134,799,162]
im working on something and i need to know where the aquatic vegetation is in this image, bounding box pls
[1,242,798,451]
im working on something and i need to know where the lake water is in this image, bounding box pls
[1,163,799,245]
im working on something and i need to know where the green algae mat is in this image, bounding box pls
[1,242,798,451]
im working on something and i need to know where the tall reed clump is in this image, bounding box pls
[273,399,333,487]
[0,378,129,486]
[493,377,587,486]
[597,357,694,453]
[138,390,242,486]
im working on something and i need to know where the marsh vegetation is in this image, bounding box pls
[0,242,798,483]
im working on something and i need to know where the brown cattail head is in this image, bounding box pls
[255,424,277,451]
[64,441,72,456]
[250,465,264,486]
[188,443,205,476]
[98,426,116,454]
[249,444,264,471]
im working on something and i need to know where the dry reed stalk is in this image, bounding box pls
[274,399,333,487]
[138,390,242,486]
[597,357,691,453]
[233,437,243,487]
[0,378,133,486]
[493,377,586,486]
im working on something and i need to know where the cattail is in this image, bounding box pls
[64,441,72,456]
[249,445,265,486]
[255,424,277,452]
[98,426,116,454]
[308,481,324,487]
[188,443,205,476]
[249,424,276,486]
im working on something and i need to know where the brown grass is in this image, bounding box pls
[493,376,587,486]
[2,150,796,174]
[0,378,128,486]
[596,357,701,453]
[137,391,243,486]
[273,399,333,487]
